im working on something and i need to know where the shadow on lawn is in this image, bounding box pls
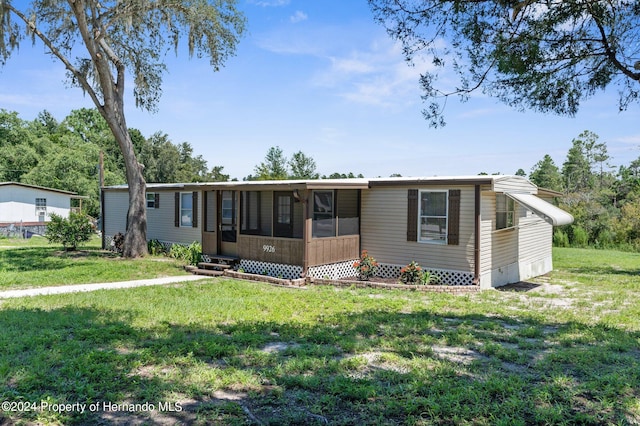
[0,305,638,425]
[0,246,118,273]
[565,264,640,276]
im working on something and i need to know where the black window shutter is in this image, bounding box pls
[154,193,160,209]
[407,189,418,241]
[192,191,198,228]
[174,192,180,227]
[448,189,460,245]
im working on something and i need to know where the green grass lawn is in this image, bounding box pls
[0,236,189,289]
[0,246,639,425]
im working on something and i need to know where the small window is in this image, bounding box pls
[496,194,516,230]
[146,193,156,208]
[35,198,47,210]
[419,191,447,243]
[180,192,193,227]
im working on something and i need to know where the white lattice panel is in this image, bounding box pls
[308,260,359,280]
[378,263,474,286]
[239,260,303,280]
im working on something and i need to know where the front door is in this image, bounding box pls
[202,191,217,254]
[273,191,294,238]
[218,190,237,256]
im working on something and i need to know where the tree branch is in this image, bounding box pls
[3,2,104,111]
[585,0,640,82]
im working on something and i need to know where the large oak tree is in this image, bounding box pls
[0,0,245,257]
[368,0,640,127]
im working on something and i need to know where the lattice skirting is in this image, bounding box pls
[104,234,114,250]
[308,260,359,280]
[377,263,475,286]
[239,260,303,280]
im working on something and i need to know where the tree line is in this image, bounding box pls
[0,108,231,218]
[0,109,366,220]
[525,130,640,251]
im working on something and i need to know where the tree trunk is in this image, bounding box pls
[103,110,148,258]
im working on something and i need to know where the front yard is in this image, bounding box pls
[0,245,639,424]
[0,236,188,289]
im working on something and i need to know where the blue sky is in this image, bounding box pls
[1,0,638,180]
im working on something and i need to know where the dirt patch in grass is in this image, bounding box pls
[432,345,487,365]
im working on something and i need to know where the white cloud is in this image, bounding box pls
[255,22,442,109]
[313,39,427,108]
[290,11,308,23]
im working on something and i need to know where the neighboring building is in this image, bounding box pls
[102,175,573,289]
[0,182,85,236]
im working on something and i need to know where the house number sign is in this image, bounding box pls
[263,245,276,253]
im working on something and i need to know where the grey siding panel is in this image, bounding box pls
[104,191,128,236]
[147,190,201,244]
[361,186,475,271]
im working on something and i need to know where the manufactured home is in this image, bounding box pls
[0,182,85,236]
[102,175,573,289]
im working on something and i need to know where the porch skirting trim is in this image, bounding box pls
[239,259,303,280]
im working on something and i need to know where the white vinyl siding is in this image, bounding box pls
[479,190,517,274]
[479,189,555,288]
[492,175,537,193]
[146,191,201,244]
[0,185,73,223]
[103,191,128,237]
[361,185,474,271]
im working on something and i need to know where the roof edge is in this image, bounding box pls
[0,181,79,196]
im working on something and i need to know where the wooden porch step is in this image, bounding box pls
[190,268,225,277]
[203,254,240,267]
[197,262,232,270]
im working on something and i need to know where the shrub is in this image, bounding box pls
[553,229,570,247]
[169,241,202,266]
[400,261,423,284]
[148,239,166,256]
[111,232,125,253]
[571,225,589,248]
[45,212,94,251]
[421,270,439,285]
[353,250,378,281]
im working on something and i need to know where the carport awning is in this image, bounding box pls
[506,193,574,226]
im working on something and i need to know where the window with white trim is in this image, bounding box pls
[146,193,156,208]
[496,194,516,230]
[419,190,447,243]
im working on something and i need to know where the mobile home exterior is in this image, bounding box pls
[102,175,572,289]
[0,182,84,236]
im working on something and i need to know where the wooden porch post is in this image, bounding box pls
[302,189,310,278]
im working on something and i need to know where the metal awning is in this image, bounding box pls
[506,193,574,226]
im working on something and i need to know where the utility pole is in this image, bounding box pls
[99,151,105,247]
